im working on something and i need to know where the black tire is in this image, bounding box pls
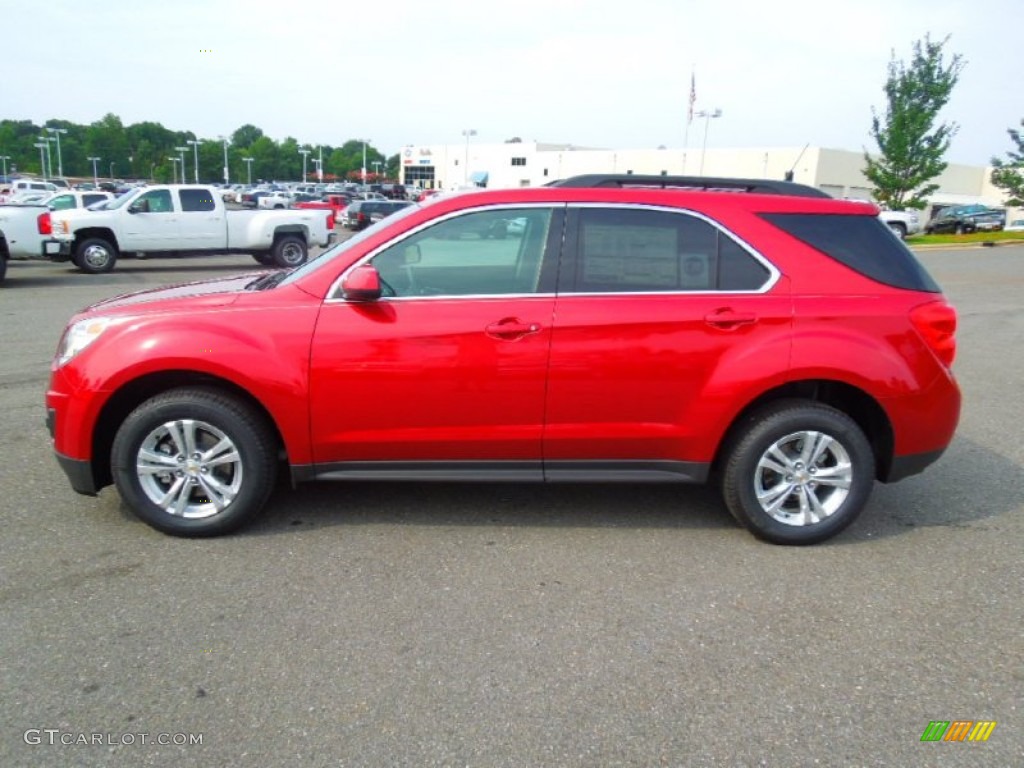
[721,400,874,545]
[954,223,965,235]
[111,387,278,537]
[271,234,307,268]
[0,255,6,284]
[887,222,907,239]
[252,252,274,266]
[75,237,118,274]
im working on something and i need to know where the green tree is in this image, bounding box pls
[231,124,264,150]
[863,35,964,210]
[990,119,1024,206]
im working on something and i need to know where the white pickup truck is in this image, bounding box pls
[878,209,922,239]
[0,190,114,284]
[47,184,335,273]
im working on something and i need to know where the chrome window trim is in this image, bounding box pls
[565,202,780,295]
[325,203,561,303]
[325,201,780,302]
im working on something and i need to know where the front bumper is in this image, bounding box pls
[47,405,97,495]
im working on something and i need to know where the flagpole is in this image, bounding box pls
[684,67,695,173]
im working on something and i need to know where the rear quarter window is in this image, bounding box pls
[761,213,941,292]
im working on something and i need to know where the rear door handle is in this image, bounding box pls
[704,309,757,329]
[485,318,542,340]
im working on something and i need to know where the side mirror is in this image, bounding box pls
[341,264,382,301]
[128,199,150,214]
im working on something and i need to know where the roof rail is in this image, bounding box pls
[546,174,831,199]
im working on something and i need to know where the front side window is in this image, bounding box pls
[571,207,771,293]
[369,207,554,297]
[136,189,173,213]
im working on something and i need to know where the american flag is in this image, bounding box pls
[687,72,696,125]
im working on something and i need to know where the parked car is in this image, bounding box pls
[1003,218,1024,232]
[258,191,294,210]
[925,204,1006,234]
[46,174,960,544]
[878,209,921,239]
[46,184,334,272]
[0,191,115,282]
[0,178,59,203]
[342,200,413,230]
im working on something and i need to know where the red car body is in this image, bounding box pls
[47,178,960,542]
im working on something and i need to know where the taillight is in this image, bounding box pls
[326,211,334,230]
[910,300,957,367]
[37,211,52,235]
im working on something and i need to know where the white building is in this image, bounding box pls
[399,141,1017,219]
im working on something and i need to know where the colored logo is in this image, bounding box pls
[920,720,997,742]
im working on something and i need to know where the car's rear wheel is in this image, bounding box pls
[721,401,874,545]
[887,222,907,239]
[111,388,278,537]
[271,234,307,268]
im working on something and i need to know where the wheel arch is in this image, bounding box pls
[713,379,895,482]
[73,227,120,252]
[89,371,287,492]
[272,225,310,243]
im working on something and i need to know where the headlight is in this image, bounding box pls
[56,317,112,367]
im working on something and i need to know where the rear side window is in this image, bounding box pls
[570,207,772,293]
[762,213,940,292]
[179,188,216,212]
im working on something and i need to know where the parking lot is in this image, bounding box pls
[1,247,1021,766]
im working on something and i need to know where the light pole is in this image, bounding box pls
[109,161,115,180]
[0,155,9,180]
[361,140,368,186]
[317,145,323,182]
[298,148,311,184]
[371,160,382,179]
[37,136,53,179]
[87,156,101,187]
[46,127,68,177]
[461,128,477,187]
[696,108,722,175]
[167,157,179,183]
[243,156,254,185]
[220,136,230,184]
[174,146,188,184]
[187,139,200,183]
[34,142,48,180]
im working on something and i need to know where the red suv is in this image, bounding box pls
[47,175,960,544]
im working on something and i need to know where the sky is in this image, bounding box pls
[5,0,1021,166]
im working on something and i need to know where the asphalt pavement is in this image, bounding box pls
[0,246,1021,767]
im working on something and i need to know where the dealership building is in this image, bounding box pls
[399,141,1016,219]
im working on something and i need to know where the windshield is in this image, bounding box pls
[278,202,425,287]
[104,190,140,209]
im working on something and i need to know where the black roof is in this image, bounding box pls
[547,174,831,199]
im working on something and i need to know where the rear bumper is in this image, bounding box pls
[42,238,72,261]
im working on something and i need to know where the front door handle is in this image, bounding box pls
[705,309,757,329]
[485,318,542,340]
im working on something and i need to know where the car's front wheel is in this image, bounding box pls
[75,237,118,273]
[111,388,278,537]
[721,401,874,545]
